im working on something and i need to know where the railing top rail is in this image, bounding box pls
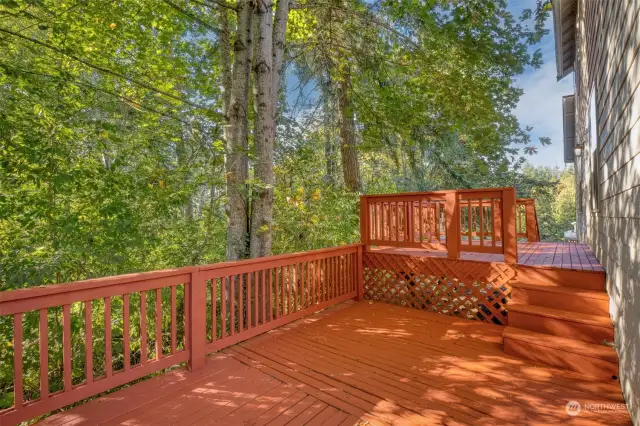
[198,243,361,272]
[361,187,515,199]
[0,267,195,304]
[0,244,362,307]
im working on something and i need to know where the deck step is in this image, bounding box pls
[503,326,619,382]
[511,283,610,316]
[513,265,605,291]
[508,304,614,344]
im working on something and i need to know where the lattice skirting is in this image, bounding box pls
[363,252,516,325]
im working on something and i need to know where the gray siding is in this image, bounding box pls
[574,0,640,422]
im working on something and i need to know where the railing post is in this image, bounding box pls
[187,268,206,371]
[356,244,364,301]
[445,192,460,259]
[494,200,502,241]
[359,195,368,247]
[502,188,518,263]
[525,201,538,242]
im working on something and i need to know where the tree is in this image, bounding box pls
[223,0,253,260]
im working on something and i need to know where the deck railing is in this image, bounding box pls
[0,187,537,425]
[516,198,541,242]
[0,244,362,425]
[360,187,518,263]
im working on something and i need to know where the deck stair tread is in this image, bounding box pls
[504,326,618,363]
[508,304,612,327]
[511,282,609,300]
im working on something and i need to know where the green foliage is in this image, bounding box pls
[517,164,576,241]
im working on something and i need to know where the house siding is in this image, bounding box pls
[573,0,640,422]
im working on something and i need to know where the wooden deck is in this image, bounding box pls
[372,242,604,272]
[39,301,630,426]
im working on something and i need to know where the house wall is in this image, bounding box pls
[573,0,640,421]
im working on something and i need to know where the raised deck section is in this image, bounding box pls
[38,301,631,426]
[372,242,604,272]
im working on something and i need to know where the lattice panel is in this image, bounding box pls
[363,252,516,325]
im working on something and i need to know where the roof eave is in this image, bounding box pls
[552,0,577,81]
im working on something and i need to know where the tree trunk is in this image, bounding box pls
[271,0,289,114]
[219,8,232,117]
[224,0,252,261]
[337,70,362,192]
[249,0,275,258]
[323,85,337,185]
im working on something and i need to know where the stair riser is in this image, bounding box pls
[509,311,614,344]
[504,337,619,382]
[514,266,605,291]
[511,288,610,316]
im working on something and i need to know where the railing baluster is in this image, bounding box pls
[221,277,227,337]
[171,286,177,350]
[295,264,301,311]
[311,260,316,305]
[303,263,308,309]
[373,202,377,241]
[335,256,339,297]
[319,259,323,302]
[394,202,399,242]
[419,201,424,243]
[63,304,72,391]
[339,256,343,295]
[277,267,283,316]
[292,265,298,313]
[230,275,236,335]
[490,199,496,247]
[13,313,23,408]
[287,265,293,314]
[479,199,484,247]
[296,264,301,310]
[344,255,348,295]
[140,292,147,364]
[209,280,215,342]
[338,256,343,296]
[274,269,279,319]
[246,272,251,328]
[184,283,189,349]
[324,258,328,301]
[39,308,48,400]
[335,257,340,296]
[253,272,258,327]
[154,289,162,360]
[328,257,333,299]
[304,262,309,308]
[342,255,347,295]
[262,270,267,324]
[325,259,330,300]
[85,301,93,381]
[350,254,354,292]
[105,297,112,376]
[123,294,130,368]
[467,199,472,246]
[240,273,246,331]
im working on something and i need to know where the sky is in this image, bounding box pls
[509,0,575,168]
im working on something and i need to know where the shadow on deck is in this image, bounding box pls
[39,301,630,426]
